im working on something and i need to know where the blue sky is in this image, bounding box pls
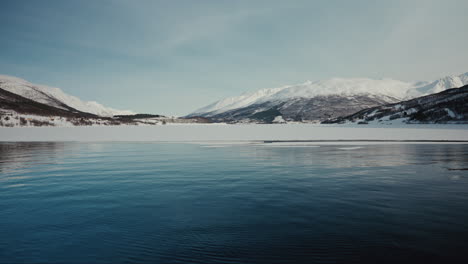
[1,0,467,115]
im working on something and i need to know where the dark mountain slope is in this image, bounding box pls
[196,95,397,123]
[323,85,468,124]
[0,88,97,118]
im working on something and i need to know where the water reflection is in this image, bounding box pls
[231,143,468,169]
[1,142,468,263]
[0,142,67,173]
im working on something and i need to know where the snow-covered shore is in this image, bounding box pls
[1,124,468,142]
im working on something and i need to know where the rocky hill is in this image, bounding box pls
[323,85,468,124]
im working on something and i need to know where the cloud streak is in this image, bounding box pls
[0,0,467,115]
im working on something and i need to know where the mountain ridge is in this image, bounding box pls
[323,85,468,124]
[2,72,467,126]
[189,72,468,123]
[0,75,134,117]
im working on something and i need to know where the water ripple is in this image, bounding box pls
[0,143,468,263]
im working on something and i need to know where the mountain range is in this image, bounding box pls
[189,72,468,123]
[1,72,467,126]
[0,75,207,126]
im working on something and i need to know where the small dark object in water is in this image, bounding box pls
[447,168,468,171]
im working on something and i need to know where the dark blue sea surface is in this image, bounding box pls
[1,142,468,263]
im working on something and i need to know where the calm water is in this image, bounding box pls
[1,142,468,263]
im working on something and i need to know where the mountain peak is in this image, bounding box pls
[190,72,468,122]
[0,74,134,117]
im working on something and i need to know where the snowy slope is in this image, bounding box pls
[191,78,410,116]
[325,85,468,124]
[191,73,468,117]
[0,75,134,116]
[407,72,468,97]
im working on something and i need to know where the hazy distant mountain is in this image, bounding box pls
[324,85,468,124]
[406,72,468,97]
[0,75,134,117]
[189,73,468,123]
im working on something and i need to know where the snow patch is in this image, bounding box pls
[338,146,364,150]
[272,116,286,123]
[445,108,457,119]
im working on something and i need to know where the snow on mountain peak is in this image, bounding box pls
[190,73,468,116]
[191,78,412,116]
[408,72,468,97]
[0,75,134,117]
[270,78,411,99]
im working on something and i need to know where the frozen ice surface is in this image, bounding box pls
[1,124,468,142]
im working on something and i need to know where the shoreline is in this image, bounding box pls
[263,139,468,143]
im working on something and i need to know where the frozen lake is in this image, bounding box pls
[1,124,468,142]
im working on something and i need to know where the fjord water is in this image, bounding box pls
[1,142,468,263]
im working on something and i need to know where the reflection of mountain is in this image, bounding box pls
[0,142,67,175]
[226,144,468,170]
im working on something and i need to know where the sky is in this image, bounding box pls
[1,0,467,116]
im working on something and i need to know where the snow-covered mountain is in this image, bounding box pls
[406,72,468,97]
[191,78,410,116]
[189,72,468,123]
[324,85,468,124]
[0,85,206,127]
[0,75,134,116]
